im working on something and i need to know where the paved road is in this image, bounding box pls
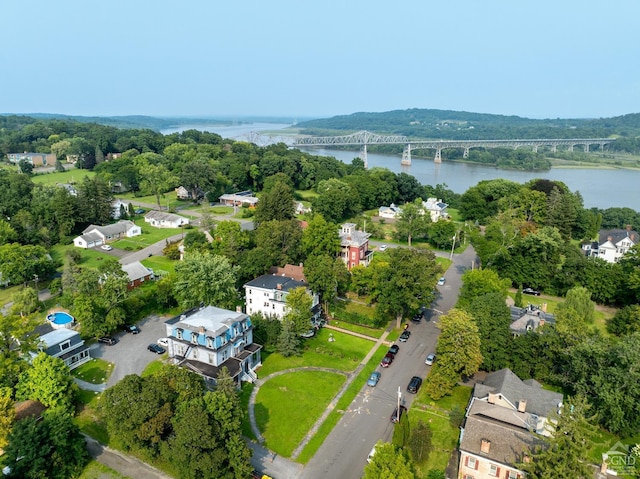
[300,245,477,479]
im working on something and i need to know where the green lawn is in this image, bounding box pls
[141,256,178,275]
[0,284,22,306]
[328,319,384,339]
[111,219,183,250]
[257,329,372,377]
[31,168,95,185]
[72,358,113,384]
[49,243,114,270]
[115,191,186,210]
[78,461,130,479]
[255,370,346,457]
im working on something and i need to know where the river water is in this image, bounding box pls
[161,122,640,210]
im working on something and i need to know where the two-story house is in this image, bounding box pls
[243,264,320,320]
[35,326,91,370]
[164,305,262,385]
[422,197,449,222]
[339,223,373,270]
[583,226,638,263]
[458,369,563,479]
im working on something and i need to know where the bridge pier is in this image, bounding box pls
[551,145,557,153]
[584,144,590,153]
[569,145,574,152]
[360,145,368,169]
[401,144,412,165]
[434,148,442,163]
[463,147,469,158]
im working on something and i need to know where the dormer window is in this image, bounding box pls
[191,333,198,344]
[207,336,214,348]
[176,328,183,340]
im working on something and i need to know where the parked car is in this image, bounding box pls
[134,208,146,214]
[523,287,541,296]
[367,371,381,387]
[411,313,423,323]
[437,277,446,286]
[407,376,423,393]
[147,343,166,354]
[98,336,117,345]
[367,444,378,463]
[379,244,387,252]
[388,344,399,355]
[101,244,113,251]
[390,405,407,423]
[399,330,411,342]
[380,352,394,368]
[425,353,436,365]
[157,337,169,347]
[300,329,316,338]
[123,324,140,334]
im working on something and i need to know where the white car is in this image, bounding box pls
[101,244,113,251]
[157,337,169,347]
[425,353,436,365]
[379,245,387,251]
[437,277,446,286]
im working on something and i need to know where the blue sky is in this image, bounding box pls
[2,0,639,120]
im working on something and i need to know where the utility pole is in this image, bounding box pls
[449,233,456,261]
[397,386,401,422]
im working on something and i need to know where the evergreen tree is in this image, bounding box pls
[392,410,411,449]
[409,419,433,464]
[277,318,301,357]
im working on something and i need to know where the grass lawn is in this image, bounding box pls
[78,461,130,479]
[328,319,384,339]
[296,346,388,463]
[239,383,256,440]
[72,358,113,384]
[257,329,372,377]
[115,191,184,210]
[0,284,22,306]
[296,189,319,200]
[49,243,114,270]
[111,218,183,250]
[31,169,95,185]
[141,255,178,275]
[411,385,472,476]
[141,359,166,377]
[255,370,346,457]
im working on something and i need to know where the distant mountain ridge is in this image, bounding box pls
[296,108,640,140]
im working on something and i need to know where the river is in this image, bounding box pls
[161,122,640,210]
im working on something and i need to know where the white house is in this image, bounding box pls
[422,197,449,222]
[584,227,638,263]
[378,203,403,219]
[295,201,312,215]
[243,264,320,320]
[175,186,190,200]
[164,305,262,385]
[144,210,190,228]
[36,327,91,370]
[73,220,141,248]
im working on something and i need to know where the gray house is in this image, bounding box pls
[36,327,91,370]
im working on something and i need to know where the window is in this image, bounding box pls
[207,336,214,348]
[176,328,183,340]
[465,456,477,470]
[489,464,499,476]
[508,471,518,479]
[59,340,71,352]
[463,475,475,479]
[191,333,198,344]
[208,353,215,364]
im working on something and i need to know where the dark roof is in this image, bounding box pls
[244,273,307,292]
[473,369,563,417]
[181,357,242,379]
[598,228,638,245]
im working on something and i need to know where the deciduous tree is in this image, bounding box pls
[15,353,76,414]
[363,442,415,479]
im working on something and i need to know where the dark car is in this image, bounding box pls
[523,287,541,296]
[124,325,141,334]
[407,376,422,394]
[399,330,411,342]
[98,336,117,345]
[134,208,145,214]
[411,313,422,324]
[147,343,166,354]
[380,352,394,368]
[388,345,400,356]
[390,405,407,423]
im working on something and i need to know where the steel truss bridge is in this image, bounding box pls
[240,130,615,167]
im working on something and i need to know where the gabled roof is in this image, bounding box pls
[144,210,188,222]
[166,305,248,338]
[244,273,308,293]
[473,368,563,417]
[598,228,638,246]
[38,328,80,348]
[269,264,306,282]
[122,261,153,282]
[82,220,137,236]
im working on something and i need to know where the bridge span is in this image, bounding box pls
[291,131,615,166]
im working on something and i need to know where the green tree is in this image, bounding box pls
[312,178,360,222]
[254,180,295,225]
[363,442,415,479]
[607,304,640,336]
[0,387,14,451]
[427,219,458,250]
[137,158,178,210]
[0,313,40,389]
[173,252,239,310]
[557,286,594,324]
[301,214,340,258]
[15,353,76,414]
[396,200,428,247]
[457,269,510,309]
[408,419,432,464]
[519,396,594,479]
[276,318,301,357]
[304,253,339,317]
[10,287,40,317]
[212,220,250,264]
[392,411,411,449]
[375,248,441,328]
[284,287,313,335]
[254,219,303,267]
[425,309,482,399]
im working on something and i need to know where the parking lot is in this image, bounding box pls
[89,314,171,388]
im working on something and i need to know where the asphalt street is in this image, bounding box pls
[300,245,477,479]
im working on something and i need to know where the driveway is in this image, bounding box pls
[89,314,171,387]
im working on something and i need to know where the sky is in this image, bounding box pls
[2,0,639,120]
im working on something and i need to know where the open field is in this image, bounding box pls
[31,168,95,185]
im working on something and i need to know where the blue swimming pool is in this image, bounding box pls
[47,311,74,326]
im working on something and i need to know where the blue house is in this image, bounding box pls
[36,326,91,370]
[164,305,262,385]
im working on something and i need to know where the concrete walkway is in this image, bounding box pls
[248,326,391,466]
[74,377,107,392]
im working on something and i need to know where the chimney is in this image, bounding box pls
[626,224,632,231]
[480,439,491,454]
[539,319,545,327]
[276,283,282,290]
[518,400,527,413]
[488,393,498,404]
[199,326,205,334]
[236,305,242,313]
[607,236,613,242]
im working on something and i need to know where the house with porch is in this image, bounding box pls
[458,368,563,479]
[144,210,190,228]
[338,223,373,270]
[35,326,91,370]
[164,305,262,385]
[244,264,320,320]
[219,190,259,207]
[175,186,190,200]
[583,226,638,263]
[73,220,141,248]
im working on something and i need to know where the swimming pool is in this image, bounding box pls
[47,311,75,328]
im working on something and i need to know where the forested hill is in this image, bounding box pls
[296,108,640,141]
